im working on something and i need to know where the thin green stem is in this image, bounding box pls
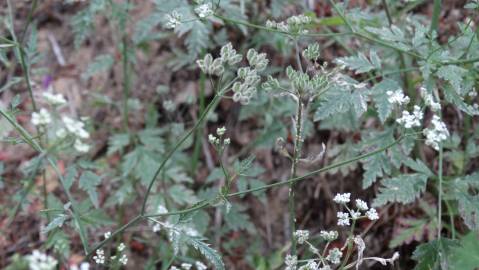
[121,0,130,132]
[288,99,303,257]
[430,0,441,35]
[140,80,233,214]
[6,0,38,112]
[438,143,443,239]
[0,109,90,254]
[339,221,356,270]
[19,0,38,45]
[87,133,408,255]
[191,55,207,174]
[214,14,352,38]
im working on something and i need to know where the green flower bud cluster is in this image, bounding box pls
[266,14,311,35]
[230,49,269,104]
[197,43,243,76]
[285,66,330,96]
[302,43,321,61]
[197,54,224,76]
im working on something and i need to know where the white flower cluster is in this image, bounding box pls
[285,254,298,270]
[420,87,441,112]
[298,261,319,270]
[208,126,230,147]
[293,230,310,244]
[195,3,213,18]
[220,42,243,66]
[31,108,52,126]
[320,230,338,241]
[326,248,343,265]
[396,105,423,128]
[387,89,410,106]
[30,90,91,153]
[93,249,105,264]
[93,242,129,266]
[423,115,449,150]
[165,10,182,29]
[197,54,225,76]
[26,250,58,270]
[333,193,379,226]
[266,14,311,35]
[169,261,207,270]
[70,262,90,270]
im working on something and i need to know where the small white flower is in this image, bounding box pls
[55,128,67,138]
[157,204,168,214]
[31,108,52,126]
[355,199,369,211]
[333,193,351,204]
[366,208,379,220]
[420,87,441,112]
[93,249,105,265]
[337,211,350,226]
[26,250,58,270]
[208,134,218,145]
[118,243,126,252]
[387,89,410,105]
[285,254,297,270]
[181,263,192,270]
[423,115,449,151]
[119,254,128,265]
[396,105,423,128]
[350,210,361,220]
[195,261,207,270]
[104,231,111,239]
[195,3,213,18]
[62,116,90,139]
[293,230,309,244]
[165,10,182,29]
[326,248,343,264]
[152,223,161,232]
[320,230,338,241]
[216,126,226,136]
[299,261,318,270]
[43,91,67,105]
[224,138,231,145]
[74,139,90,153]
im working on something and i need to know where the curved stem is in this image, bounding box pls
[140,86,227,214]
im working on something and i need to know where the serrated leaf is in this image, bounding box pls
[452,173,479,230]
[78,171,102,208]
[133,12,163,44]
[362,153,390,188]
[373,174,428,206]
[63,166,78,191]
[314,88,351,121]
[169,185,197,205]
[403,158,433,176]
[436,65,467,93]
[369,49,381,69]
[107,133,130,155]
[43,214,68,233]
[135,152,158,187]
[82,54,114,80]
[370,79,400,123]
[185,236,225,270]
[335,52,376,74]
[412,238,458,270]
[449,232,479,270]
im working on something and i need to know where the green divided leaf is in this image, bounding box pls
[449,232,479,270]
[82,54,114,80]
[107,133,131,155]
[412,238,458,270]
[79,171,102,208]
[370,79,400,123]
[185,236,225,270]
[451,173,479,230]
[43,214,68,233]
[362,153,391,188]
[334,52,376,74]
[373,174,428,206]
[436,65,467,93]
